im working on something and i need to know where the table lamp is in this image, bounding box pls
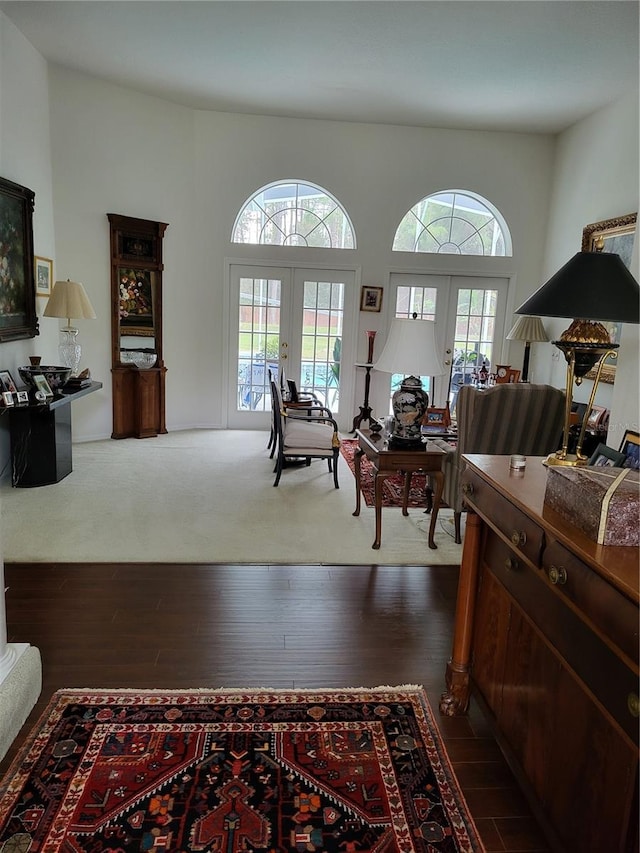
[44,279,97,374]
[374,315,445,446]
[516,251,639,466]
[506,315,548,381]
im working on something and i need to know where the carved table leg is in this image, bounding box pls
[440,510,482,715]
[427,470,444,550]
[352,448,364,517]
[372,471,384,549]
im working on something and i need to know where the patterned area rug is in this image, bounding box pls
[0,687,484,852]
[341,438,430,508]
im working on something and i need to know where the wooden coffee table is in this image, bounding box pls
[352,429,447,549]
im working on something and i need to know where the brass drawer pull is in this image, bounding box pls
[461,482,474,496]
[628,693,640,718]
[505,557,518,571]
[511,530,527,547]
[548,565,567,585]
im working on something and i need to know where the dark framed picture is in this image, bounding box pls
[0,176,39,342]
[0,369,18,392]
[618,429,640,470]
[581,212,637,385]
[34,255,53,298]
[588,442,626,467]
[360,285,383,313]
[118,267,156,337]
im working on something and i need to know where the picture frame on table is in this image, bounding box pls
[0,370,18,393]
[360,286,383,313]
[16,390,30,405]
[618,429,640,470]
[586,404,608,431]
[1,391,14,406]
[32,373,53,398]
[588,442,626,467]
[506,368,521,384]
[0,176,39,342]
[581,212,637,385]
[34,256,53,298]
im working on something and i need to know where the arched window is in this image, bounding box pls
[232,180,356,249]
[393,190,511,256]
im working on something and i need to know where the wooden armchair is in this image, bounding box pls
[430,383,565,542]
[270,380,341,487]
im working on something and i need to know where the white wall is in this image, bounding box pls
[0,14,58,462]
[542,88,639,447]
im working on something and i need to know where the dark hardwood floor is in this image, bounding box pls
[1,562,551,852]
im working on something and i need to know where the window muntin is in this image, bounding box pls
[393,191,511,256]
[232,181,355,249]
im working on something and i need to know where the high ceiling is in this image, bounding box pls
[1,1,638,134]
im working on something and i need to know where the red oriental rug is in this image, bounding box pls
[340,439,429,508]
[0,687,484,852]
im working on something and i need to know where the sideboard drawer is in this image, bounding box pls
[462,468,544,566]
[543,539,639,667]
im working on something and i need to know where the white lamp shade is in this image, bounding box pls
[506,315,548,343]
[44,279,96,324]
[374,317,445,377]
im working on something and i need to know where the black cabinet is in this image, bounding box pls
[8,382,102,487]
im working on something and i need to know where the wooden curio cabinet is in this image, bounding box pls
[108,213,168,439]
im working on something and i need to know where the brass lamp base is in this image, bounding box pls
[544,452,589,468]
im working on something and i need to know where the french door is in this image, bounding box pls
[387,272,511,409]
[227,263,356,429]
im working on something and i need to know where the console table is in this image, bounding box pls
[352,429,446,549]
[8,382,102,487]
[440,454,639,853]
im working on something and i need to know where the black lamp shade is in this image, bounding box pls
[516,252,640,324]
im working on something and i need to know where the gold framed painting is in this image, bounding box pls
[34,255,53,298]
[581,212,637,384]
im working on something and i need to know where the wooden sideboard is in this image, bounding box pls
[440,455,639,853]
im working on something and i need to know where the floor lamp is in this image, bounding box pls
[516,251,639,466]
[506,315,548,382]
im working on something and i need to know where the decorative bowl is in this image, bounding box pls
[120,351,157,369]
[18,365,73,391]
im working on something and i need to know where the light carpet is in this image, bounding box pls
[0,430,462,565]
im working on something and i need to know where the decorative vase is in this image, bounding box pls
[390,375,429,445]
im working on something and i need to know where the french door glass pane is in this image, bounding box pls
[450,287,497,405]
[237,276,281,411]
[299,279,344,411]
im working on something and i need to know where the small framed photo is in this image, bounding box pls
[588,442,626,467]
[618,429,640,470]
[33,373,54,398]
[34,256,53,298]
[360,285,383,313]
[2,391,14,406]
[16,390,30,404]
[0,370,18,393]
[587,404,608,431]
[506,368,521,383]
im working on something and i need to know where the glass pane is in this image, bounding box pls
[393,190,510,256]
[449,287,498,408]
[233,181,355,249]
[237,277,280,412]
[300,280,344,411]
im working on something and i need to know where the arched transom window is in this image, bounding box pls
[393,190,511,256]
[232,180,356,249]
